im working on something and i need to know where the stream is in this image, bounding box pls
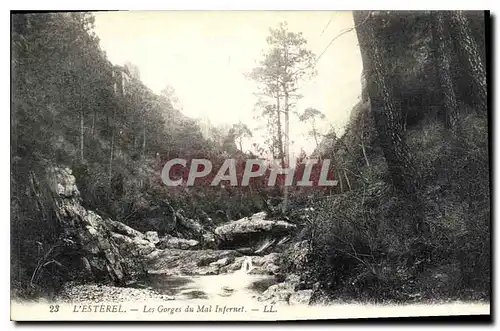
[134,257,278,301]
[129,256,490,319]
[49,255,490,320]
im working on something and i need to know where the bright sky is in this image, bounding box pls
[93,11,363,156]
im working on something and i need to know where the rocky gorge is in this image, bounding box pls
[46,166,314,305]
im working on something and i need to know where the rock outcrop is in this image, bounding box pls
[214,212,296,253]
[156,235,199,250]
[48,167,157,284]
[289,290,314,305]
[146,248,242,275]
[145,231,160,244]
[257,274,301,304]
[215,253,281,275]
[255,273,315,305]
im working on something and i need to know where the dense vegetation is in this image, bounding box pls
[290,11,490,302]
[11,11,489,301]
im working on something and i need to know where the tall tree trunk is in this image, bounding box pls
[312,119,319,149]
[449,11,488,285]
[79,109,84,163]
[282,89,290,214]
[284,90,290,165]
[337,170,344,193]
[361,141,370,167]
[90,111,96,138]
[344,170,352,191]
[431,11,459,130]
[450,11,487,112]
[274,83,287,213]
[109,101,116,183]
[142,118,146,158]
[354,11,418,194]
[275,83,284,165]
[360,115,370,167]
[354,11,426,235]
[109,129,114,182]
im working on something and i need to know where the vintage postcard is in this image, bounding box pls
[10,10,491,321]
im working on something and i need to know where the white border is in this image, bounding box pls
[2,1,497,10]
[2,1,497,330]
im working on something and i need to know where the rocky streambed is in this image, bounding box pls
[57,240,312,305]
[48,167,309,306]
[57,253,311,306]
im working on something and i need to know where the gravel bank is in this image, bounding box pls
[57,283,175,303]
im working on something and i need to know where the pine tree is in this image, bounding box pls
[354,11,426,234]
[450,11,487,112]
[431,11,459,130]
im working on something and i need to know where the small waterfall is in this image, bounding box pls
[240,256,253,274]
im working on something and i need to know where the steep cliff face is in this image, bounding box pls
[45,167,157,286]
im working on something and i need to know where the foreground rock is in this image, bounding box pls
[257,274,300,304]
[216,253,282,275]
[145,231,160,244]
[146,248,242,275]
[215,212,296,253]
[156,235,199,250]
[110,232,155,257]
[257,274,314,305]
[215,212,296,238]
[289,290,314,305]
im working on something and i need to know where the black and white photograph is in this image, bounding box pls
[10,9,491,321]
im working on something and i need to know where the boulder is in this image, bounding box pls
[220,253,281,275]
[257,274,301,304]
[209,256,234,268]
[147,249,242,275]
[52,167,79,197]
[145,231,160,244]
[289,290,313,305]
[111,233,156,256]
[107,219,145,239]
[220,258,244,273]
[201,232,216,248]
[215,213,296,238]
[251,211,267,221]
[156,235,200,250]
[214,212,296,251]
